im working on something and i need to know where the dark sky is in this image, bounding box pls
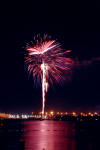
[0,1,100,113]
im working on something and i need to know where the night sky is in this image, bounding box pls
[0,1,100,113]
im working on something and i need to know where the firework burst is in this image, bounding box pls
[25,35,72,115]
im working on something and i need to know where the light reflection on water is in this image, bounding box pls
[0,120,100,150]
[23,121,76,150]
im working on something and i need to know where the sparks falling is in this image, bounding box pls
[25,35,72,115]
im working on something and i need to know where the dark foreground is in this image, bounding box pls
[0,120,100,150]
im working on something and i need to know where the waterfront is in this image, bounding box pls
[0,120,100,150]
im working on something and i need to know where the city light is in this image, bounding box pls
[0,112,100,120]
[50,111,54,115]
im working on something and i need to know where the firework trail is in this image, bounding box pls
[25,35,72,115]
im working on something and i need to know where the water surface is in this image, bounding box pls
[0,120,100,150]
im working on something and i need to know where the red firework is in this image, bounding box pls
[25,35,72,115]
[25,35,72,85]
